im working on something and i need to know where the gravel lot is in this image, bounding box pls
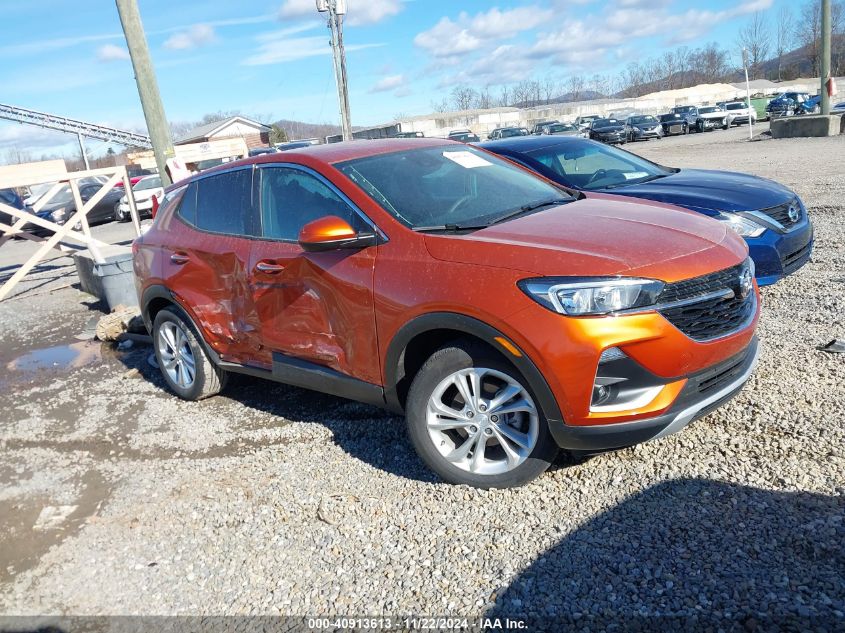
[0,126,843,629]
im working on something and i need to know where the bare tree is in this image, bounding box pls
[430,98,450,113]
[449,86,479,112]
[542,75,559,104]
[795,0,844,76]
[496,84,511,107]
[566,75,585,101]
[511,80,537,107]
[477,85,493,110]
[775,6,793,80]
[737,12,771,78]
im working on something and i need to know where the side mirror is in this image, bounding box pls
[298,215,377,252]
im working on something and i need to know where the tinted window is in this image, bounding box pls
[177,182,198,226]
[196,169,253,235]
[259,167,365,241]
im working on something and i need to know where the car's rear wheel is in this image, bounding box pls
[152,307,227,400]
[405,342,557,488]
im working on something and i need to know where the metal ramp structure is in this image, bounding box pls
[0,103,153,168]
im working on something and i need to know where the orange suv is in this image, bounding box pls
[134,139,760,488]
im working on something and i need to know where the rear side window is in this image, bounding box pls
[195,169,254,236]
[259,167,365,241]
[177,183,198,226]
[157,185,186,223]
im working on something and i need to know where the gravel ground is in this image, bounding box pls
[0,126,843,629]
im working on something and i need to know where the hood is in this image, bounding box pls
[423,194,747,283]
[698,110,726,119]
[598,168,794,213]
[129,187,161,202]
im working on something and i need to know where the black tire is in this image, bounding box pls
[152,307,227,400]
[405,341,558,489]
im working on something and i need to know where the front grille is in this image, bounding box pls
[657,264,755,341]
[782,241,812,272]
[758,199,800,229]
[657,264,742,304]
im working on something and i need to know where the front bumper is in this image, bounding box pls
[594,132,625,143]
[550,336,760,451]
[662,123,686,135]
[747,218,814,286]
[631,128,662,139]
[699,118,726,129]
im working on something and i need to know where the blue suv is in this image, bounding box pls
[480,136,813,285]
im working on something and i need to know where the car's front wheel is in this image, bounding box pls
[405,342,558,488]
[114,203,128,223]
[152,307,227,400]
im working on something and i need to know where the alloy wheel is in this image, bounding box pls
[157,321,196,389]
[426,367,539,476]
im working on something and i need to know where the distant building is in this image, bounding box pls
[175,116,271,149]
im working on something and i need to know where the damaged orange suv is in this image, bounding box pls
[134,138,760,488]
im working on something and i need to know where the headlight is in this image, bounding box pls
[518,277,665,316]
[50,208,67,222]
[714,212,766,238]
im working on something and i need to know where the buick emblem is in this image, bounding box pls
[787,204,800,223]
[738,267,753,299]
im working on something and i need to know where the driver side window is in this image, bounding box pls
[259,167,365,241]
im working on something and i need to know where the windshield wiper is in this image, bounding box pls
[485,198,571,226]
[412,198,571,233]
[412,223,489,233]
[603,174,670,189]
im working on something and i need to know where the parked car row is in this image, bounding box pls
[132,133,812,488]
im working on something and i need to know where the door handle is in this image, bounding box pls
[255,260,285,274]
[170,253,189,265]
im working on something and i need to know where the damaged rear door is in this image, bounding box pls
[161,166,260,363]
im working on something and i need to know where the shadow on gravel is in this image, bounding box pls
[487,478,845,629]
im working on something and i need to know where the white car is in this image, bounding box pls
[724,101,758,126]
[115,175,163,222]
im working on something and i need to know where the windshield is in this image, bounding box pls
[500,128,523,138]
[726,103,746,110]
[629,116,657,125]
[337,146,573,229]
[699,106,720,113]
[593,119,620,127]
[525,141,672,191]
[673,106,694,114]
[48,187,75,205]
[134,177,162,191]
[548,123,577,133]
[660,114,681,121]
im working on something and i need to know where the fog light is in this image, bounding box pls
[592,383,615,406]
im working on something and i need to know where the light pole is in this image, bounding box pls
[317,0,352,141]
[820,0,831,115]
[742,48,753,141]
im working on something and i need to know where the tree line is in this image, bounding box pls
[431,0,844,112]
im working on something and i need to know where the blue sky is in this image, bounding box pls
[0,0,784,158]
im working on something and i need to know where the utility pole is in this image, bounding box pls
[115,0,174,185]
[820,0,831,115]
[318,0,352,141]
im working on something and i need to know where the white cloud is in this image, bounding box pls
[96,44,129,62]
[243,34,384,65]
[369,74,405,93]
[414,6,553,58]
[163,24,217,50]
[278,0,402,25]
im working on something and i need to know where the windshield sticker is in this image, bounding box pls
[623,171,650,180]
[443,151,493,169]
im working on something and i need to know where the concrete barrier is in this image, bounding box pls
[770,114,843,138]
